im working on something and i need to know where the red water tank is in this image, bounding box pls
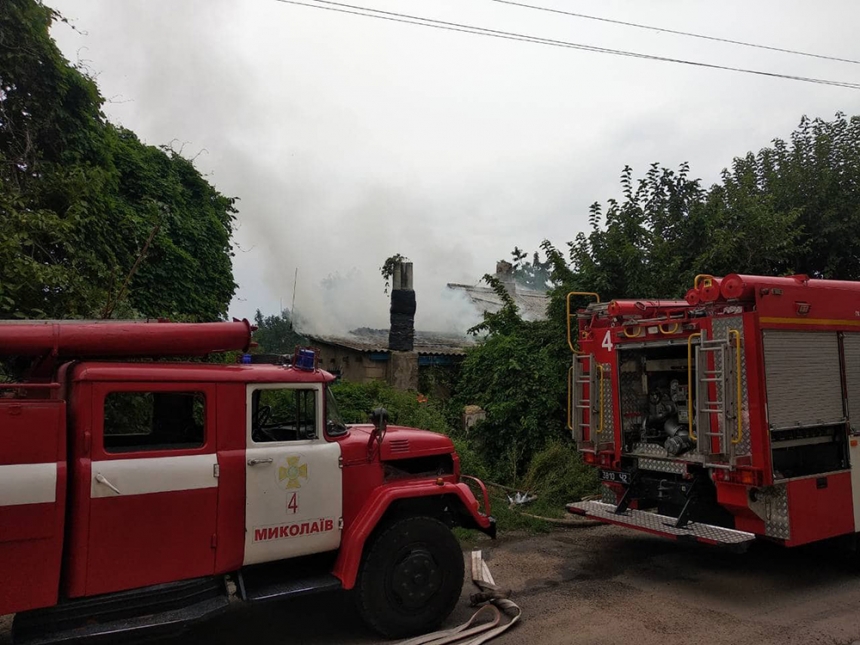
[720,274,809,300]
[0,320,253,357]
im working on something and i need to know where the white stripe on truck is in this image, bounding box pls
[0,462,57,506]
[90,454,218,498]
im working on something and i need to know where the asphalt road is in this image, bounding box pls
[5,524,860,644]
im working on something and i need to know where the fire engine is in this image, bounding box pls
[566,273,860,549]
[0,320,494,643]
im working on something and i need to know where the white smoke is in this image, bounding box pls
[242,176,487,336]
[47,0,854,340]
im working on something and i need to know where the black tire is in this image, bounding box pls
[355,516,465,638]
[389,289,417,315]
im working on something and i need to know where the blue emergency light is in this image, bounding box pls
[295,348,316,371]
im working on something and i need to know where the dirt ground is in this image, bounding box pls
[4,524,860,644]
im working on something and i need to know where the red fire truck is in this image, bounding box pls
[0,320,494,643]
[566,273,860,549]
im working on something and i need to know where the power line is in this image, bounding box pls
[275,0,860,90]
[493,0,860,66]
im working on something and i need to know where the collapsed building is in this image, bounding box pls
[308,260,548,390]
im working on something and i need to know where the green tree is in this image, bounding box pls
[510,247,551,291]
[252,309,307,355]
[563,115,853,302]
[715,113,859,279]
[455,276,572,480]
[0,0,236,320]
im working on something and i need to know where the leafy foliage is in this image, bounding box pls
[523,441,599,507]
[252,309,307,355]
[510,246,551,291]
[331,379,450,435]
[563,114,859,300]
[467,274,522,336]
[458,284,570,480]
[379,253,408,294]
[0,0,236,320]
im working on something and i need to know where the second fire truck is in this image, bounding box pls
[567,273,860,549]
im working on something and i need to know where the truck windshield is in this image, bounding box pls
[326,387,348,437]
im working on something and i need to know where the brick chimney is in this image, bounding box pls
[388,261,415,352]
[496,260,515,294]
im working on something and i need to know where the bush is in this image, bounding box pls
[523,440,600,507]
[331,380,450,435]
[451,437,490,480]
[454,318,569,481]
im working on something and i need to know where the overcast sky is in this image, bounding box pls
[48,0,860,333]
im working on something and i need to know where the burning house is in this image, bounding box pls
[308,260,548,390]
[446,260,550,322]
[308,261,474,389]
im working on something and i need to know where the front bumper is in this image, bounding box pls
[458,476,496,539]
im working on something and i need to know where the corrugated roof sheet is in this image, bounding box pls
[446,283,549,321]
[308,328,475,356]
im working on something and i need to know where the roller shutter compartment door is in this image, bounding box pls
[763,330,843,429]
[843,333,860,429]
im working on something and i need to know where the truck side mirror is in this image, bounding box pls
[367,408,389,461]
[370,407,389,434]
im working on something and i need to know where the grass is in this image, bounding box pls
[455,440,601,542]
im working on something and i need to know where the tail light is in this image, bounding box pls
[713,468,763,487]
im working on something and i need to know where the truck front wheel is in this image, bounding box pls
[355,515,465,638]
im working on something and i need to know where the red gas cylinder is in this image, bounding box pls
[720,274,809,301]
[607,300,690,317]
[684,289,701,306]
[698,276,723,302]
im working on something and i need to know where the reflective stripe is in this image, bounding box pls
[0,463,57,506]
[91,454,217,498]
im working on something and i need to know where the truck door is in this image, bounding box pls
[243,383,342,566]
[84,383,220,596]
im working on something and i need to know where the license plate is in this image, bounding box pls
[600,469,632,485]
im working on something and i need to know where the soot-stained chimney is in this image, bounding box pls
[496,260,514,292]
[388,261,415,352]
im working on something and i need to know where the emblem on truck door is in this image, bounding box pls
[277,455,308,489]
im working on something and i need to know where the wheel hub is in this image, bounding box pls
[391,547,442,609]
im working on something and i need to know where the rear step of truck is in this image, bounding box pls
[567,501,755,549]
[12,578,229,645]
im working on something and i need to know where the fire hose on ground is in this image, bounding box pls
[395,551,521,645]
[484,481,604,528]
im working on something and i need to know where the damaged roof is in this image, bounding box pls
[308,327,475,356]
[446,283,549,321]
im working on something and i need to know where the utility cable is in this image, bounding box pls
[493,0,860,66]
[275,0,860,90]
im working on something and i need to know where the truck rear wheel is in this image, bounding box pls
[355,515,465,638]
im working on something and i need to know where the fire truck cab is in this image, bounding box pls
[567,273,860,549]
[0,320,494,643]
